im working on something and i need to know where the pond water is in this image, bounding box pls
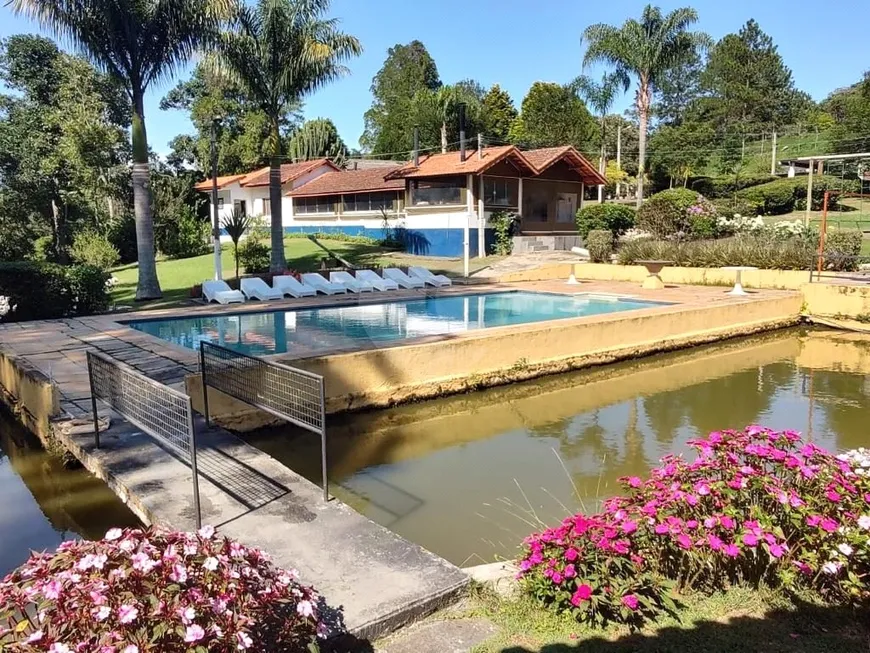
[245,327,870,566]
[0,411,140,577]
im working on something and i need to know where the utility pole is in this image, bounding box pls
[770,131,777,175]
[210,117,222,281]
[616,124,622,199]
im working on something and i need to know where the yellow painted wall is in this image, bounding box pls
[0,351,58,440]
[802,283,870,319]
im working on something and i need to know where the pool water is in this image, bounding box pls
[127,291,666,356]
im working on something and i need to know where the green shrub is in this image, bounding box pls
[688,173,776,198]
[824,229,863,271]
[738,176,861,216]
[618,236,814,270]
[32,235,56,262]
[283,231,381,245]
[107,212,138,264]
[586,230,614,263]
[576,204,636,239]
[711,197,761,218]
[636,189,718,240]
[158,206,210,260]
[70,231,120,270]
[489,210,519,255]
[239,238,271,274]
[0,262,109,322]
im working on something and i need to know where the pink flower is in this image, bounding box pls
[571,584,593,606]
[676,534,693,550]
[622,520,637,535]
[654,523,669,535]
[552,572,563,584]
[769,543,788,559]
[826,489,842,503]
[122,647,139,653]
[621,594,639,610]
[703,516,717,529]
[297,600,315,618]
[820,517,838,533]
[203,557,219,571]
[197,525,215,539]
[184,624,205,643]
[170,563,188,583]
[118,604,138,624]
[564,564,576,578]
[43,580,61,600]
[49,644,71,653]
[686,520,698,530]
[519,560,532,572]
[26,630,43,643]
[793,560,812,575]
[564,548,578,562]
[236,632,253,650]
[720,515,736,530]
[94,606,111,621]
[723,543,740,558]
[627,477,642,488]
[694,481,711,496]
[806,514,822,527]
[707,534,724,551]
[105,528,123,541]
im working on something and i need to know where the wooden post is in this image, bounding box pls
[478,175,485,258]
[817,191,829,276]
[805,159,814,227]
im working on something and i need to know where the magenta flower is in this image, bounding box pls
[723,543,740,558]
[43,580,62,600]
[703,516,717,529]
[551,572,563,584]
[676,534,693,550]
[654,523,669,535]
[769,543,787,559]
[622,520,638,535]
[564,564,576,578]
[820,517,838,533]
[621,594,639,610]
[564,548,578,562]
[571,584,593,606]
[694,481,711,496]
[627,477,642,488]
[742,533,758,547]
[826,489,842,503]
[707,534,724,551]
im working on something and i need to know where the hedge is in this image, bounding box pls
[737,176,860,215]
[688,173,776,198]
[575,204,635,239]
[0,261,110,322]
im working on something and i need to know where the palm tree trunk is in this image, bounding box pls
[131,89,161,300]
[635,79,651,209]
[441,122,448,154]
[269,116,287,272]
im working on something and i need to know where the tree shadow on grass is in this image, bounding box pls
[501,598,870,653]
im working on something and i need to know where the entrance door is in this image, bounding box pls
[556,193,577,225]
[233,199,247,217]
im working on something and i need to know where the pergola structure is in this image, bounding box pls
[794,152,870,225]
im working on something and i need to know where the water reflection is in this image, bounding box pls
[0,412,140,576]
[245,328,870,566]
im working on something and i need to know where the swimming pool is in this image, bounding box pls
[127,291,668,356]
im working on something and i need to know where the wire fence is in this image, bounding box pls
[87,350,201,528]
[199,342,329,501]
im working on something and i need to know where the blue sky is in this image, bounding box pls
[1,0,866,155]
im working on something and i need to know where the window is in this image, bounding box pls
[343,192,397,213]
[262,199,271,217]
[410,177,465,206]
[483,178,518,207]
[217,198,225,209]
[294,195,337,215]
[233,199,247,216]
[525,187,549,220]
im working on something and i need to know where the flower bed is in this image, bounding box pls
[0,526,324,652]
[518,427,870,628]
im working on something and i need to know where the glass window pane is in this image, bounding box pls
[411,177,464,206]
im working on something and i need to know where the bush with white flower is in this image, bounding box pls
[0,526,325,652]
[0,295,15,320]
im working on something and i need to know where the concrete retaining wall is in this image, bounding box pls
[0,350,58,441]
[496,263,811,289]
[803,283,870,319]
[187,294,803,429]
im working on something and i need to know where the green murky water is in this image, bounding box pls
[0,412,140,576]
[246,328,870,566]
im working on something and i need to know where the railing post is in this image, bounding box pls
[320,381,329,503]
[200,344,210,428]
[87,353,101,449]
[187,397,202,531]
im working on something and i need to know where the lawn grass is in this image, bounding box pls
[462,585,870,653]
[110,237,501,310]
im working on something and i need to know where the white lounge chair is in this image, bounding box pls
[273,275,317,298]
[383,268,425,289]
[330,271,374,293]
[202,280,245,305]
[241,277,283,301]
[408,266,452,287]
[301,273,347,295]
[356,269,399,291]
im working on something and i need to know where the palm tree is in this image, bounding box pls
[583,5,710,207]
[572,72,629,201]
[222,208,252,280]
[12,0,232,300]
[211,0,361,272]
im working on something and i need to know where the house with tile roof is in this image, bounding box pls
[196,144,605,257]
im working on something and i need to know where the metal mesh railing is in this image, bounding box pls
[87,350,201,528]
[199,342,329,501]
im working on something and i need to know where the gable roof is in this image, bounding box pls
[384,145,537,180]
[193,174,247,191]
[288,167,405,197]
[194,158,340,192]
[523,146,607,185]
[240,159,339,187]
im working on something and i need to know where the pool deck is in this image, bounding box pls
[0,278,805,640]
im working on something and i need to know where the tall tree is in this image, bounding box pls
[11,0,231,300]
[0,35,129,262]
[572,71,629,199]
[823,72,870,154]
[510,82,596,150]
[583,5,710,207]
[653,50,704,126]
[432,81,484,152]
[287,118,349,167]
[161,63,303,174]
[212,0,361,272]
[702,19,809,138]
[480,84,517,143]
[361,40,441,154]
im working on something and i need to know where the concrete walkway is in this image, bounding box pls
[0,318,468,640]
